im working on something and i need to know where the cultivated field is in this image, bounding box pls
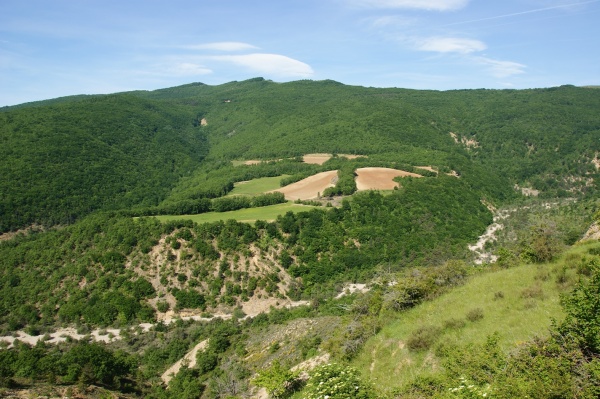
[355,167,422,191]
[272,170,338,200]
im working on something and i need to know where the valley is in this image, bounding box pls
[0,79,599,398]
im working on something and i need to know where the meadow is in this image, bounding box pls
[152,202,319,224]
[227,175,290,196]
[351,240,600,394]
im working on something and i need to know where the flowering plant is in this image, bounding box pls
[302,363,375,399]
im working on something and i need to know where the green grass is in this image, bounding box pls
[152,202,319,224]
[352,257,580,392]
[227,175,290,196]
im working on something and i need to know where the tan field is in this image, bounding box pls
[272,170,338,200]
[355,167,422,191]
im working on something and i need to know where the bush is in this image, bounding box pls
[466,308,484,322]
[156,300,170,313]
[520,285,545,300]
[253,361,301,399]
[444,318,467,330]
[196,350,218,374]
[407,325,443,352]
[303,363,375,399]
[559,261,600,354]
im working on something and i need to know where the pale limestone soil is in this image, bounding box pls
[161,339,209,385]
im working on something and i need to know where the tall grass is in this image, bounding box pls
[350,245,596,392]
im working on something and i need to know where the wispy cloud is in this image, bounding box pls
[210,53,314,78]
[346,0,470,11]
[369,15,417,28]
[182,42,259,52]
[415,37,486,53]
[444,0,599,26]
[408,36,526,78]
[474,56,526,78]
[169,62,212,76]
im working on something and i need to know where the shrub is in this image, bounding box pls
[407,325,442,352]
[520,285,545,300]
[444,318,467,330]
[196,350,218,374]
[466,308,484,322]
[253,361,301,399]
[156,301,170,313]
[559,261,600,354]
[303,363,375,399]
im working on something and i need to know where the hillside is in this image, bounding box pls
[0,95,208,231]
[2,79,599,232]
[0,79,599,398]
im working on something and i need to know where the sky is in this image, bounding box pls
[1,0,599,106]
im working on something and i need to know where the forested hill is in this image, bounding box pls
[2,79,600,398]
[0,95,208,232]
[1,78,599,232]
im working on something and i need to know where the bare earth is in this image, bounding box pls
[161,339,209,385]
[355,167,422,191]
[415,165,437,173]
[303,153,363,165]
[273,170,338,200]
[243,160,263,165]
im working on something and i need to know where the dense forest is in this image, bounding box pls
[0,79,599,398]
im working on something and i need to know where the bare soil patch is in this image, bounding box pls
[241,297,310,318]
[303,153,364,165]
[415,166,437,173]
[0,224,45,241]
[273,170,338,200]
[243,160,263,165]
[161,339,209,385]
[355,167,422,191]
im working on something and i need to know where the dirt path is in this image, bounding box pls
[303,153,363,165]
[0,299,313,349]
[161,339,209,385]
[0,327,122,348]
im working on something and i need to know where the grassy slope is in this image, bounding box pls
[151,202,319,224]
[352,255,583,392]
[227,175,290,196]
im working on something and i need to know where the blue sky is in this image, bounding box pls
[1,0,599,106]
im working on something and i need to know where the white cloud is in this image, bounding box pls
[183,42,259,52]
[346,0,469,11]
[170,62,212,76]
[370,15,417,28]
[211,53,314,78]
[474,56,526,78]
[416,37,486,53]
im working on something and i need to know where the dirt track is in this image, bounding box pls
[303,153,363,165]
[355,167,422,191]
